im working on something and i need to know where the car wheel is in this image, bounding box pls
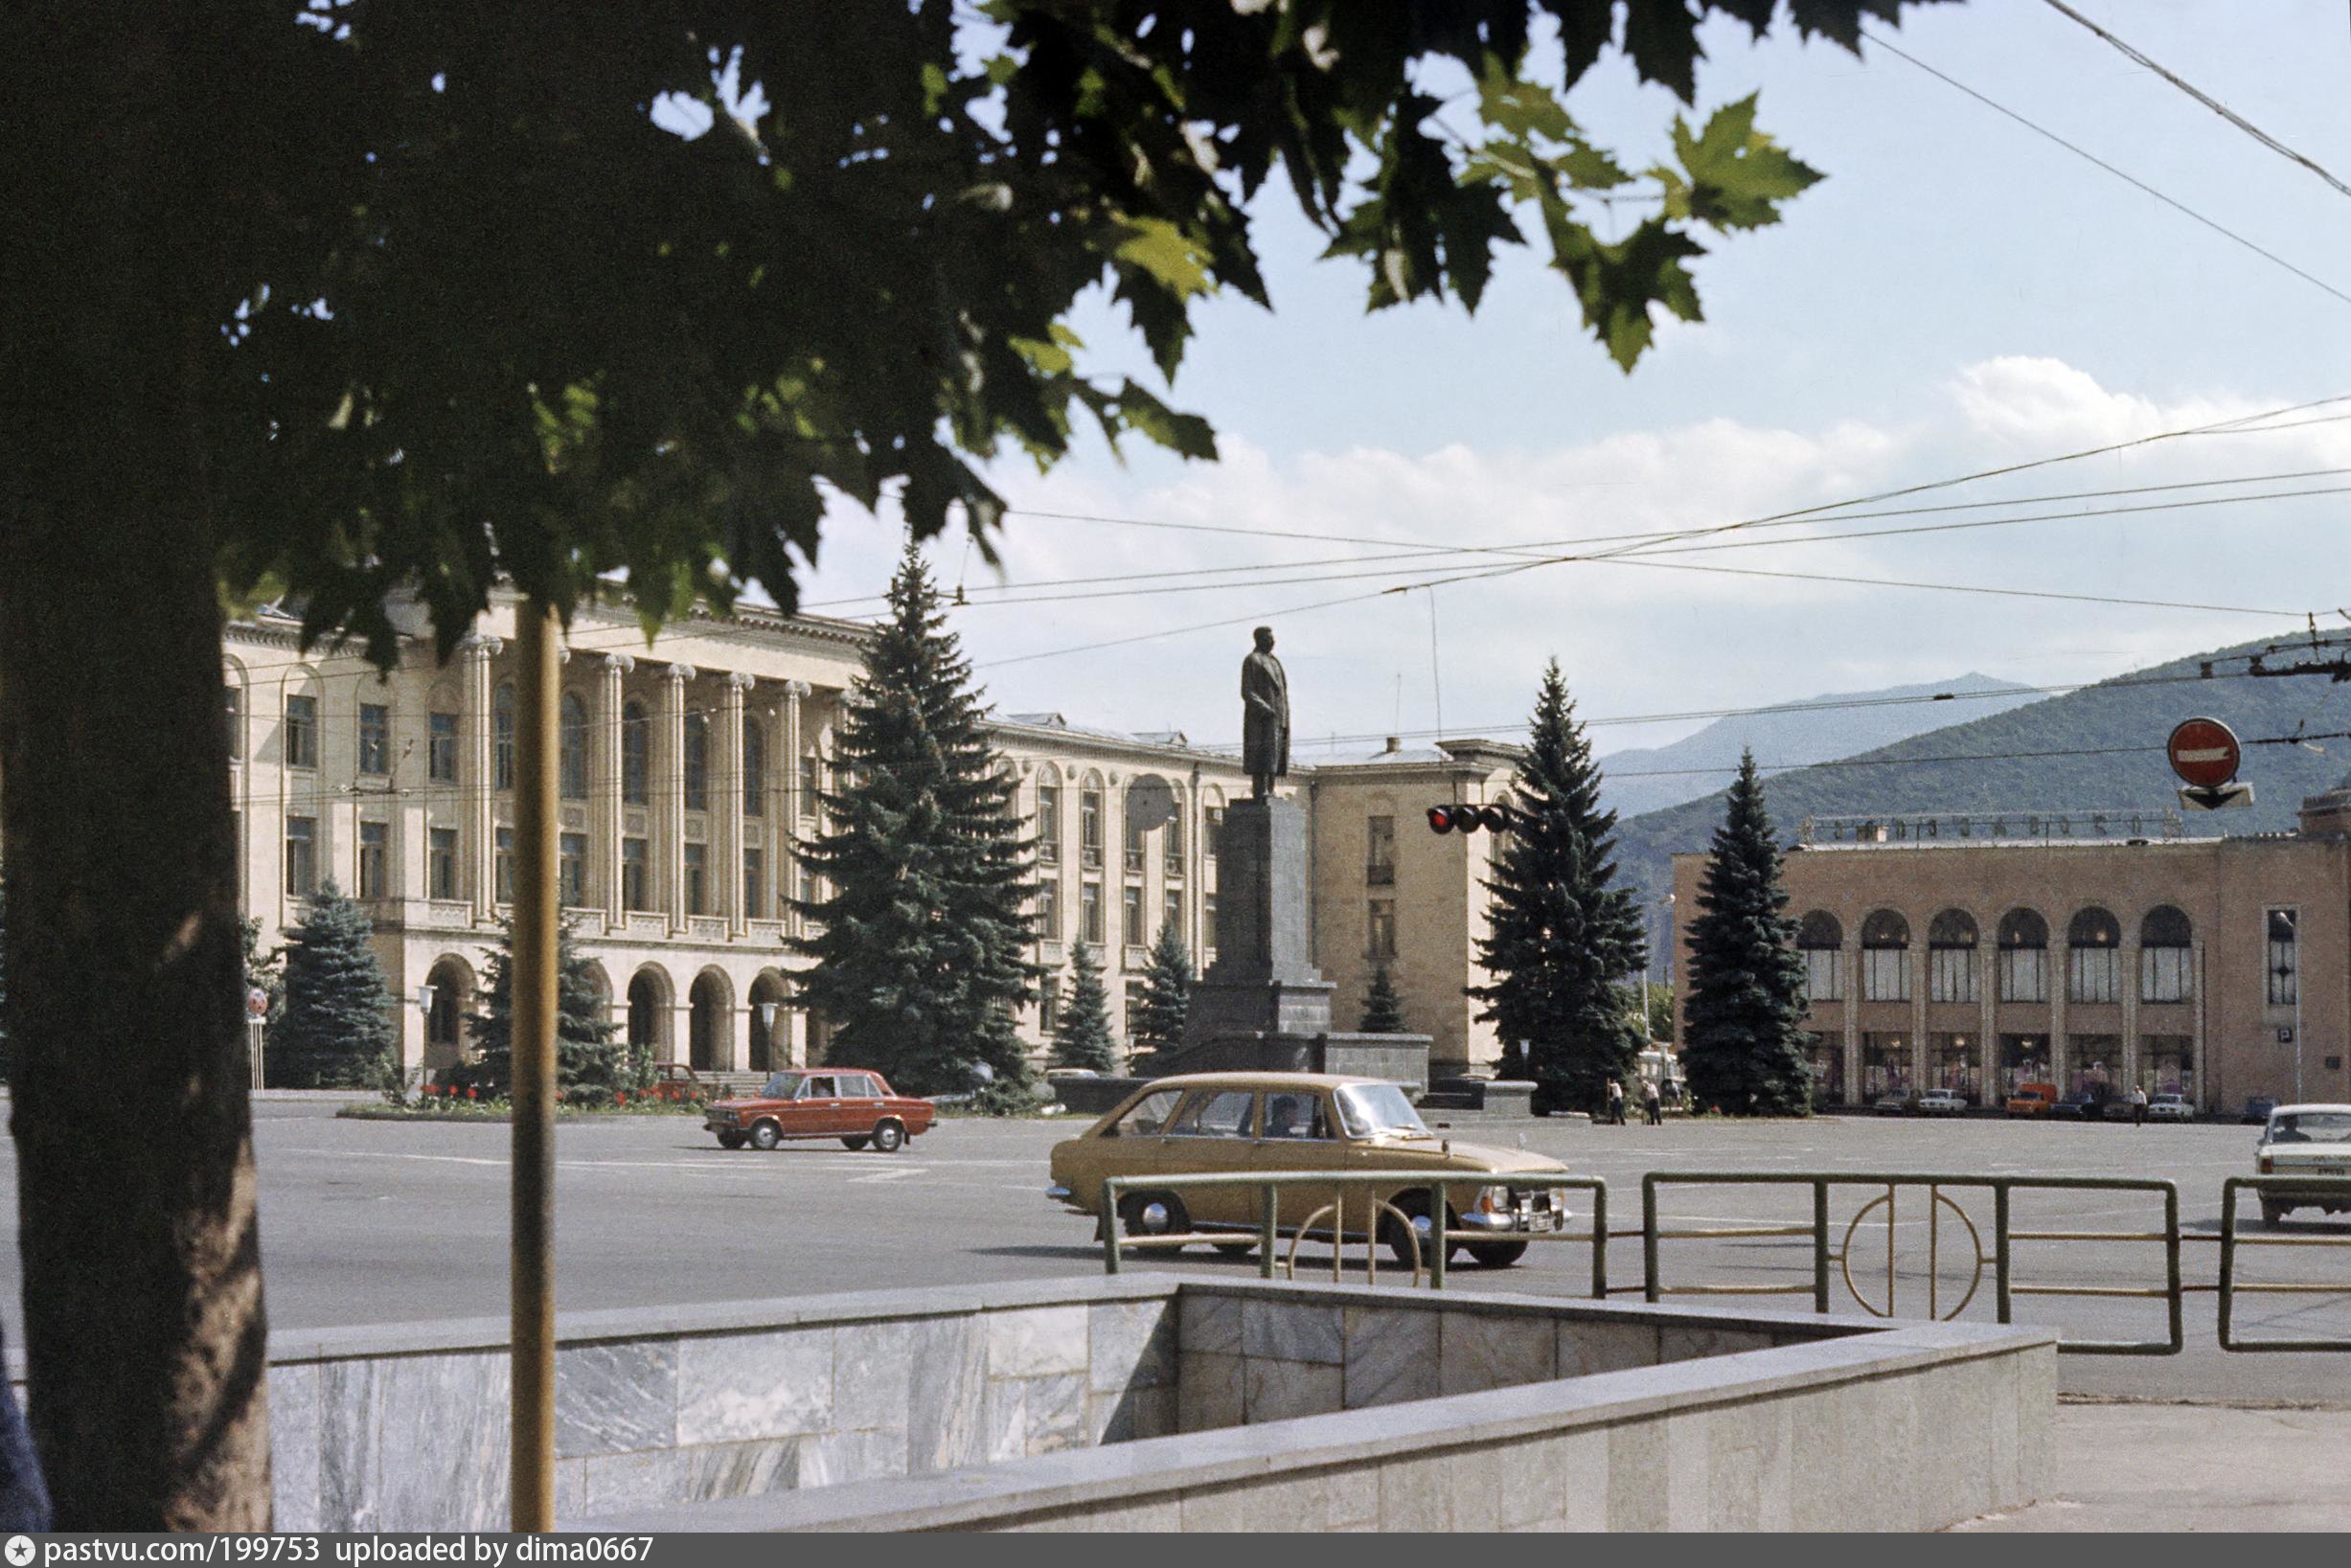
[2261,1199,2289,1227]
[1380,1194,1457,1269]
[749,1121,782,1151]
[840,1136,870,1150]
[1213,1241,1256,1260]
[1465,1240,1529,1269]
[1118,1191,1189,1248]
[716,1131,746,1150]
[871,1120,905,1153]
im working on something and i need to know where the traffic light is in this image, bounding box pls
[1426,803,1515,834]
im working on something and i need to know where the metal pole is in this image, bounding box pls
[1813,1179,1831,1314]
[1258,1184,1278,1281]
[1427,1181,1447,1291]
[510,601,560,1532]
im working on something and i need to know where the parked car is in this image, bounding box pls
[2242,1096,2279,1125]
[2146,1093,2195,1123]
[1047,1072,1574,1269]
[2048,1092,2101,1122]
[1915,1089,1967,1116]
[644,1061,704,1102]
[704,1069,934,1152]
[2252,1103,2351,1224]
[2004,1082,2058,1118]
[1873,1091,1918,1116]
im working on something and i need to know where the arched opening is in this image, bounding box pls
[747,969,790,1073]
[1928,909,1979,1003]
[2140,904,2192,1006]
[1796,912,1842,1002]
[1860,909,1909,1002]
[2067,906,2121,1005]
[1997,908,2048,1003]
[422,955,475,1078]
[627,966,672,1059]
[689,968,733,1072]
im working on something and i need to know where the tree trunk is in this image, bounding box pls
[0,9,272,1530]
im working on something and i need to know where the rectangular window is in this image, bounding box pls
[743,731,765,817]
[798,865,818,905]
[494,827,514,903]
[1366,898,1397,962]
[559,831,588,908]
[1998,947,2048,1004]
[284,694,318,769]
[623,837,650,911]
[1928,946,1978,1004]
[2141,946,2192,1004]
[1036,784,1061,865]
[1803,949,1843,1002]
[1204,807,1223,863]
[1125,805,1147,874]
[1039,978,1061,1035]
[683,842,708,915]
[494,695,514,791]
[799,753,819,820]
[285,816,317,897]
[1365,815,1396,886]
[1123,884,1144,948]
[1081,791,1104,870]
[683,716,709,812]
[1165,811,1184,876]
[1081,881,1104,945]
[358,821,389,899]
[2067,946,2120,1005]
[1860,947,1909,1002]
[743,847,763,917]
[1125,981,1146,1038]
[223,685,241,752]
[428,712,458,784]
[1203,894,1218,957]
[428,828,459,900]
[1038,877,1061,941]
[357,703,391,776]
[1163,888,1182,943]
[2268,908,2298,1006]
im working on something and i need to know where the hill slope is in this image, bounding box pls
[1597,671,2039,820]
[1613,636,2351,958]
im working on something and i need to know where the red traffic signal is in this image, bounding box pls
[1427,803,1515,834]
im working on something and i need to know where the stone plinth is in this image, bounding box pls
[1188,795,1332,1045]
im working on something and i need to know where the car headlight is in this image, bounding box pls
[1473,1185,1510,1216]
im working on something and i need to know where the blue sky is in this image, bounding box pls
[790,1,2351,770]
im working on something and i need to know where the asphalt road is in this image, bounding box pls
[3,1103,2344,1403]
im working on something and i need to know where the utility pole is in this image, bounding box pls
[511,602,560,1531]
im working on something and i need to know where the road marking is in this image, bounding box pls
[848,1168,927,1184]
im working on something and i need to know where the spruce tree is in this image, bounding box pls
[1469,660,1648,1116]
[791,542,1038,1095]
[468,915,629,1102]
[1359,963,1407,1033]
[1054,942,1119,1073]
[268,880,397,1088]
[1681,751,1813,1115]
[1129,921,1193,1067]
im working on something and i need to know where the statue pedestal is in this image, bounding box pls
[1189,795,1331,1038]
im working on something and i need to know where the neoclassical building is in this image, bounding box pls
[219,592,1521,1081]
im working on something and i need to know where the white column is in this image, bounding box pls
[2050,943,2070,1090]
[1977,939,1997,1105]
[1910,945,1928,1091]
[781,680,810,927]
[720,671,751,937]
[660,663,694,932]
[2121,942,2142,1093]
[2191,941,2208,1111]
[1841,940,1860,1104]
[460,632,502,923]
[598,653,632,928]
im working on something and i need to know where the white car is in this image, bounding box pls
[2145,1093,2196,1123]
[1915,1089,1967,1116]
[2253,1103,2351,1224]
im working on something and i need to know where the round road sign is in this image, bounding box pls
[246,987,270,1019]
[2166,716,2242,788]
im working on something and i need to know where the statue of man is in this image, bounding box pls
[1241,625,1290,799]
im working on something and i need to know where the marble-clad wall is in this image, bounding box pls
[269,1286,1179,1530]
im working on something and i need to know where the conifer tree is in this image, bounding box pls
[267,881,397,1088]
[1681,751,1813,1115]
[1053,941,1118,1074]
[791,542,1038,1095]
[468,916,629,1102]
[1129,920,1193,1066]
[1470,660,1648,1115]
[1359,963,1407,1034]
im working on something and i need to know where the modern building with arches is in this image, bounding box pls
[1672,788,2351,1112]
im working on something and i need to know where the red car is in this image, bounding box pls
[704,1068,935,1153]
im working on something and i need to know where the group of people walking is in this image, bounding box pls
[1606,1077,1663,1125]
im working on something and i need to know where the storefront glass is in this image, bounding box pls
[1931,1033,1979,1102]
[1861,1032,1911,1100]
[1998,1034,2050,1097]
[2138,1034,2195,1100]
[1806,1034,1845,1107]
[2066,1035,2120,1102]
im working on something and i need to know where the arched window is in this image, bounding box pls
[622,700,650,805]
[1035,763,1062,866]
[493,682,516,791]
[743,722,766,818]
[559,693,589,801]
[1860,910,1909,1002]
[2141,905,2193,1003]
[1927,909,1979,1003]
[683,712,709,811]
[2067,906,2121,1004]
[1997,908,2049,1003]
[1796,912,1843,1002]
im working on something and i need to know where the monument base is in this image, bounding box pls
[1142,1029,1430,1096]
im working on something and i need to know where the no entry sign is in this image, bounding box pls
[2167,716,2242,788]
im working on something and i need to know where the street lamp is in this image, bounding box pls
[415,983,439,1016]
[756,1001,779,1031]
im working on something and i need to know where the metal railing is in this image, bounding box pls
[1099,1170,1609,1296]
[2215,1175,2351,1352]
[1638,1171,2183,1354]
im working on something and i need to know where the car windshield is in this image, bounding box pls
[761,1072,805,1099]
[1335,1083,1430,1139]
[2268,1111,2351,1144]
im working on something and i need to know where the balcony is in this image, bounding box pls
[1365,862,1396,887]
[1080,845,1103,871]
[1039,841,1060,866]
[1164,855,1183,879]
[1125,848,1146,875]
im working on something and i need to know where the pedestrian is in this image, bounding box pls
[1643,1079,1662,1125]
[2130,1083,2147,1127]
[1608,1078,1626,1125]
